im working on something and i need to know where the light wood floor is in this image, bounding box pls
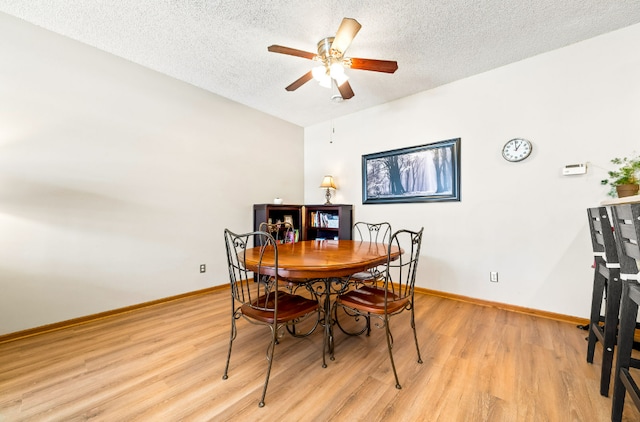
[1,290,639,421]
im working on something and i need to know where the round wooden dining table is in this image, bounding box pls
[242,239,399,279]
[242,239,401,366]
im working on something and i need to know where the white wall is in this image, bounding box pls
[0,13,304,335]
[2,13,637,336]
[305,23,640,318]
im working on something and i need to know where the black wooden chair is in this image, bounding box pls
[610,203,640,421]
[222,229,320,407]
[585,207,622,396]
[334,227,424,389]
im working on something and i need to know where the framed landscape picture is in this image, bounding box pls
[362,138,461,204]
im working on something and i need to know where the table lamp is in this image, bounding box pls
[320,175,337,205]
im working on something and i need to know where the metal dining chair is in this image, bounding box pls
[610,203,640,421]
[335,222,392,337]
[334,227,424,389]
[259,220,304,296]
[349,221,392,285]
[222,229,320,407]
[353,221,392,244]
[258,221,295,244]
[585,207,622,396]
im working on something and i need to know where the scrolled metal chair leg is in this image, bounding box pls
[384,317,402,389]
[411,304,423,364]
[258,327,278,407]
[222,314,237,380]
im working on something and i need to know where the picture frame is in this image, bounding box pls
[362,138,461,204]
[283,215,294,227]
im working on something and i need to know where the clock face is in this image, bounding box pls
[502,138,532,162]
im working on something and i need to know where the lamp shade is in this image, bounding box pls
[319,175,337,189]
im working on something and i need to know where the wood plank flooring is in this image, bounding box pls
[1,290,639,421]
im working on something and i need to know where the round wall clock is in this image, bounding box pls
[502,138,532,162]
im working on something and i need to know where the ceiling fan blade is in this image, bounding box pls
[268,45,316,60]
[331,18,361,55]
[337,80,355,100]
[348,58,398,74]
[285,71,313,91]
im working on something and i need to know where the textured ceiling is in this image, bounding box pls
[1,1,640,127]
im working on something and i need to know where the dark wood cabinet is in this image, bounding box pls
[253,203,352,241]
[253,204,303,239]
[302,204,352,240]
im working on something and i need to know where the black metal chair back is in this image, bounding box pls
[222,228,319,407]
[349,222,392,286]
[336,222,393,336]
[225,229,277,311]
[384,228,423,302]
[335,227,424,389]
[259,221,295,244]
[353,221,392,244]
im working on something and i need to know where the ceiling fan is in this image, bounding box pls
[267,17,398,100]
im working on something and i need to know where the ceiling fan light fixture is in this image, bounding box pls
[268,17,398,100]
[329,62,345,77]
[312,65,326,81]
[329,62,348,86]
[318,74,332,88]
[333,72,349,86]
[313,66,332,88]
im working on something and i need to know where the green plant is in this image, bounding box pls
[601,154,640,197]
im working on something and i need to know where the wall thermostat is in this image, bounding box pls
[562,163,587,176]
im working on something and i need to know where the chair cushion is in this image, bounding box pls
[337,286,409,314]
[349,270,378,282]
[242,291,318,324]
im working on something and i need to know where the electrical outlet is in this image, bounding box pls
[490,272,498,282]
[200,264,206,273]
